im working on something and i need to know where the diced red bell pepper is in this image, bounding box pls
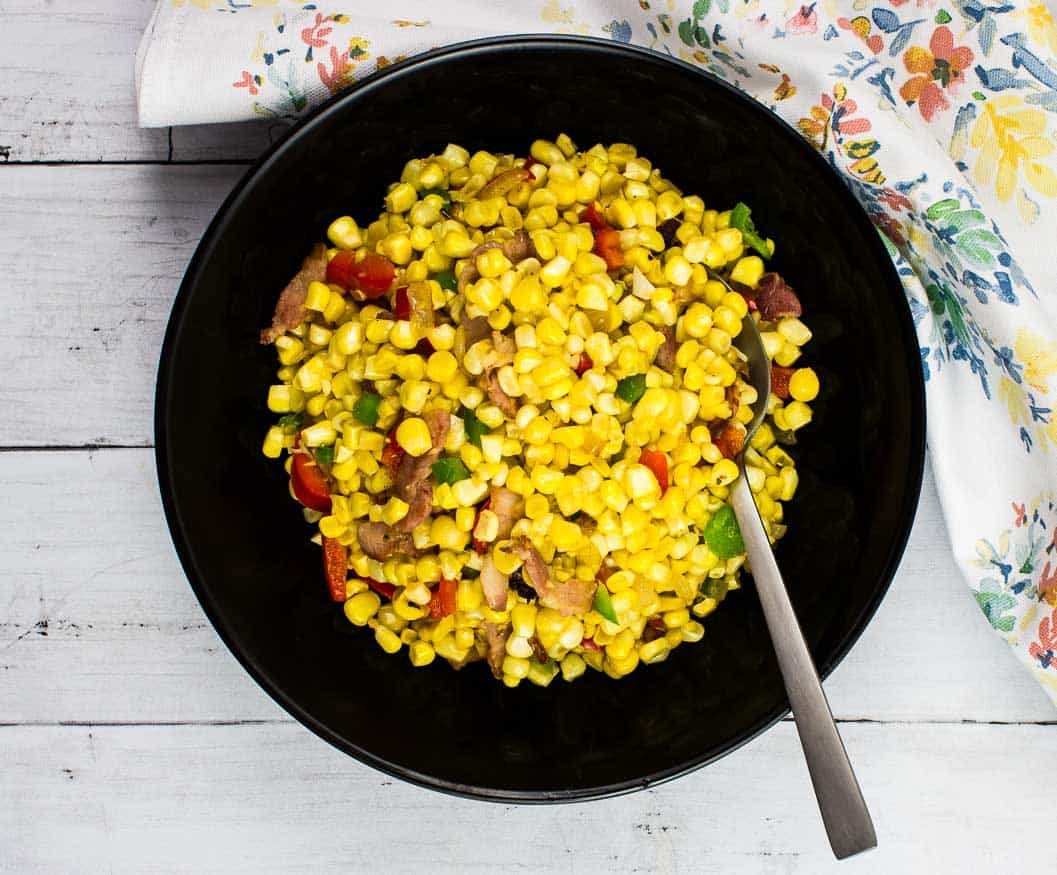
[325,251,395,299]
[639,448,669,494]
[291,451,332,513]
[581,637,601,652]
[365,577,396,600]
[381,427,405,472]
[429,577,458,619]
[575,352,593,376]
[471,499,491,555]
[322,536,347,602]
[594,227,625,271]
[580,202,608,232]
[393,286,410,320]
[415,338,435,356]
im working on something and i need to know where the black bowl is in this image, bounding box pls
[156,35,925,801]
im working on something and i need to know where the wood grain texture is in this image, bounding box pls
[0,165,241,446]
[0,449,1051,724]
[0,721,1048,873]
[0,0,168,162]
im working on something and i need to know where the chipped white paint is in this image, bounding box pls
[0,2,1053,870]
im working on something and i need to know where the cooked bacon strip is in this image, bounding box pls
[755,273,802,321]
[480,553,509,611]
[511,537,597,617]
[393,409,450,533]
[501,229,536,264]
[357,521,419,561]
[260,243,328,344]
[482,621,510,678]
[484,369,518,418]
[655,325,677,371]
[488,486,524,541]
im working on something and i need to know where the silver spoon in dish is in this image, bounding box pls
[731,311,877,860]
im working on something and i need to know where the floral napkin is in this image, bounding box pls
[138,0,1057,705]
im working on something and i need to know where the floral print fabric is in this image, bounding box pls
[138,0,1057,704]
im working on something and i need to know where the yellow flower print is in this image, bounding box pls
[999,375,1029,427]
[541,0,575,24]
[1014,328,1057,393]
[1013,3,1057,58]
[970,95,1057,202]
[349,37,371,59]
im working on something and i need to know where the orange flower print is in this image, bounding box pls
[899,26,973,121]
[786,4,818,35]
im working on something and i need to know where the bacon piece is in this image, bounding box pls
[484,369,518,419]
[511,537,597,617]
[488,486,524,541]
[260,243,328,344]
[655,325,677,371]
[392,409,450,533]
[480,553,509,611]
[755,273,802,321]
[712,422,747,460]
[356,522,419,561]
[771,365,795,400]
[501,229,537,263]
[482,621,510,678]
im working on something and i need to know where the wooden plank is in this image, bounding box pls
[0,164,241,447]
[0,721,1048,872]
[0,0,168,162]
[0,449,1051,725]
[169,119,286,163]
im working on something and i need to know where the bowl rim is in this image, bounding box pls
[155,33,927,803]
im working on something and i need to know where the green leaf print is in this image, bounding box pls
[693,0,710,17]
[678,18,695,46]
[975,591,1017,632]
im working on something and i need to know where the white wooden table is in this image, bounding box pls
[1,3,1054,871]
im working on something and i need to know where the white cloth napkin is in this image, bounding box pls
[138,0,1057,705]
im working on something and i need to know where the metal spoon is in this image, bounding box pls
[731,312,877,860]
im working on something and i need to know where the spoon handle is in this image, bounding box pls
[730,473,877,860]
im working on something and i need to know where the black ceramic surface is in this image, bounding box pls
[156,36,925,801]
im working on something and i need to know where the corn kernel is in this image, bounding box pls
[396,417,433,456]
[344,591,381,626]
[789,367,819,402]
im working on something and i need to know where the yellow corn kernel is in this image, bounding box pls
[682,303,714,338]
[639,638,670,664]
[503,655,531,679]
[380,496,409,527]
[789,367,819,402]
[395,417,432,456]
[262,426,284,459]
[375,625,403,654]
[710,459,740,487]
[681,620,705,643]
[560,652,586,681]
[540,255,572,288]
[408,640,436,667]
[777,317,812,346]
[327,216,362,249]
[304,280,331,313]
[424,350,458,384]
[344,591,381,626]
[712,305,741,338]
[784,400,813,431]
